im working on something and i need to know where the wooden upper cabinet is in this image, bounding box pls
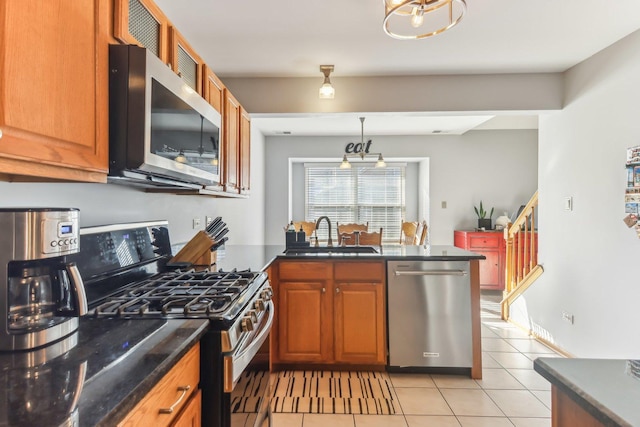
[222,89,240,194]
[169,27,203,95]
[239,107,251,195]
[113,0,169,62]
[203,66,225,115]
[0,0,109,183]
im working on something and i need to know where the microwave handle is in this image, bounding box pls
[67,262,88,316]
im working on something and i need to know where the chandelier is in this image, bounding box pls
[340,117,386,169]
[383,0,467,40]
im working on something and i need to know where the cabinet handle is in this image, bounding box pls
[0,128,3,139]
[159,385,191,414]
[322,287,326,293]
[335,287,340,293]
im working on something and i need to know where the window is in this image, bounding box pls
[305,164,405,243]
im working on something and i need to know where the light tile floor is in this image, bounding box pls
[272,291,562,427]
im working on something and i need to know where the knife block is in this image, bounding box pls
[170,231,218,267]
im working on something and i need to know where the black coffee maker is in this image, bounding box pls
[0,208,87,351]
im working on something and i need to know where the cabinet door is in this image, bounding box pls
[239,107,251,195]
[478,250,501,289]
[278,282,332,363]
[119,343,200,427]
[171,389,201,427]
[169,27,203,94]
[222,90,240,193]
[334,282,386,364]
[113,0,169,62]
[0,0,108,182]
[203,66,225,115]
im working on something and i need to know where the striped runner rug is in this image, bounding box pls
[231,371,400,415]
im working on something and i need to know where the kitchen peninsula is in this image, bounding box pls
[216,244,485,379]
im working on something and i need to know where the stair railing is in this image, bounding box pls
[501,191,543,319]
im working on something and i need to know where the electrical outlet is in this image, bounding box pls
[562,311,574,324]
[205,216,213,226]
[193,217,201,229]
[441,201,447,209]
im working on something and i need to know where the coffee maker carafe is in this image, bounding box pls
[0,208,87,351]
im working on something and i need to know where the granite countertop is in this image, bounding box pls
[214,244,485,271]
[0,318,208,426]
[534,357,640,426]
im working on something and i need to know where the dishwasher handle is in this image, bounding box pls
[394,269,468,277]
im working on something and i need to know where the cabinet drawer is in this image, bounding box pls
[334,262,384,281]
[469,236,500,249]
[118,343,200,427]
[279,262,332,280]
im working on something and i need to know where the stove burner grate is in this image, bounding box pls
[92,269,265,320]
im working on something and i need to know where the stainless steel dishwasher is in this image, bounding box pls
[387,260,472,370]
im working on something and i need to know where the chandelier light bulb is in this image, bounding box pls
[410,7,425,28]
[175,150,187,164]
[319,82,335,99]
[340,155,352,169]
[319,65,335,99]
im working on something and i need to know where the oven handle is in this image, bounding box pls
[223,300,274,393]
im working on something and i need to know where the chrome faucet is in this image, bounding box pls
[315,216,333,247]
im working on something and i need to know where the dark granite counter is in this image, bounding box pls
[0,318,208,426]
[214,244,485,272]
[534,357,640,427]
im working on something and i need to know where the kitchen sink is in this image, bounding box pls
[284,246,379,254]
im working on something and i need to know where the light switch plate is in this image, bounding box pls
[564,197,573,211]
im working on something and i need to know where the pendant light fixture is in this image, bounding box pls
[319,65,335,99]
[383,0,467,40]
[340,117,386,169]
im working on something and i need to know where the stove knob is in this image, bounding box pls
[247,310,258,323]
[241,316,254,332]
[254,299,265,312]
[261,288,273,301]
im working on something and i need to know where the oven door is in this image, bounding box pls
[226,300,274,427]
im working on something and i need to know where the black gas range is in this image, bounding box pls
[70,221,273,427]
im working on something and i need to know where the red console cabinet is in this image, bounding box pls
[454,230,506,291]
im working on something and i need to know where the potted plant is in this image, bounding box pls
[474,201,494,230]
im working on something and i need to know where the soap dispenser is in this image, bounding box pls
[285,221,297,246]
[296,225,306,243]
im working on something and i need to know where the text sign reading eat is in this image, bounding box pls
[345,139,372,155]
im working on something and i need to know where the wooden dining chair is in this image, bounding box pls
[359,228,383,245]
[417,220,428,245]
[293,221,317,240]
[399,220,419,245]
[336,222,368,235]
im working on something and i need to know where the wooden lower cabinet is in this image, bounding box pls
[274,260,386,366]
[171,389,202,427]
[118,343,201,427]
[278,281,332,362]
[551,385,605,427]
[334,281,385,364]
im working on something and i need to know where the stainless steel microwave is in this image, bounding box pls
[108,44,222,190]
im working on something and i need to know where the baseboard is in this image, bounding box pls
[507,318,574,358]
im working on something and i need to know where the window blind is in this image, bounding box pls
[305,164,405,243]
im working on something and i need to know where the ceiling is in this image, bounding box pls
[154,0,640,136]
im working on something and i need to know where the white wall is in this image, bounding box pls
[512,29,640,357]
[265,130,538,246]
[0,127,266,246]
